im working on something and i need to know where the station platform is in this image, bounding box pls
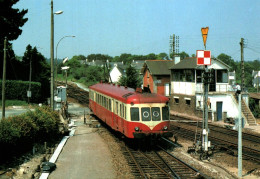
[48,103,116,179]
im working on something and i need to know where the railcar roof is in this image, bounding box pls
[89,83,169,103]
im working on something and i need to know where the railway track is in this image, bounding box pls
[57,81,89,105]
[171,122,260,163]
[122,143,208,179]
[177,120,260,144]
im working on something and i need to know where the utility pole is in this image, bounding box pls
[50,0,54,110]
[169,34,175,60]
[28,54,32,104]
[2,37,7,120]
[240,38,245,91]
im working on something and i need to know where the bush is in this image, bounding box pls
[0,80,41,103]
[0,106,61,160]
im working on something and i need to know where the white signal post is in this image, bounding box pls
[197,27,211,156]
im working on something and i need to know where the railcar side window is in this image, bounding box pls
[122,105,124,118]
[116,102,118,115]
[120,104,122,117]
[162,106,169,121]
[152,107,161,121]
[141,107,151,121]
[109,99,111,111]
[125,106,126,119]
[130,107,139,121]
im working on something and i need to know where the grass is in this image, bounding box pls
[0,100,28,107]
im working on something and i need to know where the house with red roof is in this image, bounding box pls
[141,60,174,97]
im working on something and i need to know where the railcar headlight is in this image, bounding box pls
[135,127,139,131]
[163,126,168,131]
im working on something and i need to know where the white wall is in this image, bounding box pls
[171,82,195,95]
[110,67,122,83]
[196,94,239,119]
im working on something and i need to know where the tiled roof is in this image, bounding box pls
[170,57,199,69]
[143,60,174,75]
[170,57,230,70]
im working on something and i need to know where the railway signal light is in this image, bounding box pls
[202,69,215,84]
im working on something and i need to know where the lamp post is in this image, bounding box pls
[50,0,63,110]
[55,35,75,89]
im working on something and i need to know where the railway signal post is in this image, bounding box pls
[197,27,212,159]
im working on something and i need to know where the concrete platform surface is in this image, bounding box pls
[49,104,116,179]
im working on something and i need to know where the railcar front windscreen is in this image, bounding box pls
[152,107,161,121]
[141,107,151,121]
[130,107,139,121]
[162,106,169,121]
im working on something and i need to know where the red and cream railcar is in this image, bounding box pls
[89,83,172,139]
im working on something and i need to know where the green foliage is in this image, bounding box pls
[118,65,142,89]
[87,54,112,62]
[0,106,60,160]
[157,53,169,60]
[249,98,260,118]
[0,0,28,81]
[217,53,236,71]
[0,100,27,107]
[217,53,260,91]
[65,55,82,69]
[146,53,157,60]
[170,51,189,60]
[0,80,41,102]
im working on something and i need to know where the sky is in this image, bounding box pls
[12,0,260,62]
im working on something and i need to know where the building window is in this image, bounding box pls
[174,96,179,104]
[217,70,228,83]
[185,98,191,105]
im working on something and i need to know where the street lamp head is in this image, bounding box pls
[54,10,63,15]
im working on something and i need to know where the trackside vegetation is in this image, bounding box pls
[0,80,41,103]
[0,106,61,161]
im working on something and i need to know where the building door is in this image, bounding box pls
[216,102,223,121]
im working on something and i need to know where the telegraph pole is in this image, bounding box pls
[50,0,54,110]
[238,38,244,178]
[169,34,175,60]
[240,38,245,91]
[1,37,7,120]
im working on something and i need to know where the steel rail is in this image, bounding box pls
[124,146,148,179]
[172,124,260,163]
[140,151,175,178]
[157,146,210,179]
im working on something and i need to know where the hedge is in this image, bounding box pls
[0,80,41,103]
[0,106,61,160]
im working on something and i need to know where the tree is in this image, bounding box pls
[157,53,169,60]
[179,51,189,60]
[118,65,141,89]
[86,54,112,62]
[22,45,50,101]
[217,53,236,71]
[146,53,157,60]
[170,51,189,60]
[0,0,28,78]
[0,0,28,42]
